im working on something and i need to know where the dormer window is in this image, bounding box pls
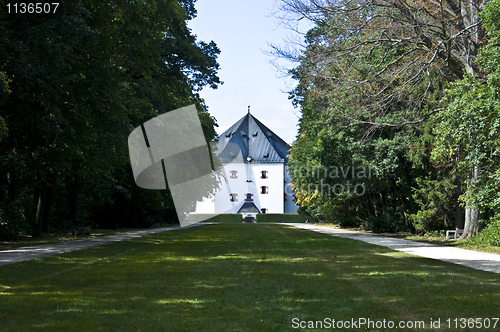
[252,130,258,137]
[225,132,232,138]
[263,152,269,158]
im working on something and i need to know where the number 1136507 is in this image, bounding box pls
[6,3,59,14]
[446,318,499,329]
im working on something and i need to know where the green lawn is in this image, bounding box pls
[1,224,499,331]
[0,224,176,251]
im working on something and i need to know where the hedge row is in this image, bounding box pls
[256,214,309,223]
[189,214,308,223]
[189,214,242,224]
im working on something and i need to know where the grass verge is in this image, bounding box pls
[0,224,499,331]
[316,223,500,254]
[0,223,178,251]
[403,234,500,254]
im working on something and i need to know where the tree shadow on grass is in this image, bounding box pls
[0,224,499,331]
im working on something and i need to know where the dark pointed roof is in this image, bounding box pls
[216,112,291,163]
[238,201,260,213]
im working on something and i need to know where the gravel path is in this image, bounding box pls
[284,223,500,274]
[0,223,210,267]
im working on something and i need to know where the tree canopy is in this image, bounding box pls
[275,0,499,238]
[0,0,221,238]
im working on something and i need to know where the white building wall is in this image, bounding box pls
[214,163,249,213]
[193,195,215,214]
[193,162,298,215]
[250,163,283,213]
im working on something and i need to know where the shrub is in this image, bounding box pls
[468,218,500,247]
[256,214,308,223]
[190,214,242,224]
[361,213,406,233]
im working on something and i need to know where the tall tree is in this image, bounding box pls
[0,0,221,238]
[432,0,500,238]
[274,0,489,125]
[273,0,493,233]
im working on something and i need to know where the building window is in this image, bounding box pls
[261,208,267,214]
[229,170,238,179]
[261,170,268,179]
[284,193,287,202]
[230,193,238,202]
[261,186,268,194]
[245,193,254,201]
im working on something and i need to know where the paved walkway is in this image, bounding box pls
[284,223,500,274]
[0,223,209,267]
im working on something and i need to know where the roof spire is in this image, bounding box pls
[248,105,250,114]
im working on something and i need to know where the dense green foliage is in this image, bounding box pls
[287,35,450,232]
[278,0,499,238]
[468,220,500,247]
[192,214,243,224]
[432,0,500,226]
[0,0,221,239]
[255,213,308,223]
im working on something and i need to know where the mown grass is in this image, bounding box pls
[0,224,499,331]
[0,223,176,251]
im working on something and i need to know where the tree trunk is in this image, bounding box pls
[69,174,79,234]
[41,176,55,233]
[460,164,480,239]
[361,198,370,218]
[6,170,15,200]
[367,192,378,217]
[33,182,47,237]
[379,190,386,210]
[454,173,464,230]
[400,196,415,234]
[347,198,351,221]
[462,205,479,239]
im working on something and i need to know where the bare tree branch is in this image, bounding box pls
[271,0,490,130]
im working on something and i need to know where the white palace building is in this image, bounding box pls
[193,108,298,220]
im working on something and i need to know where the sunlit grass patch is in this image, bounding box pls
[0,224,499,331]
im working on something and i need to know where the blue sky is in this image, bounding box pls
[188,0,306,144]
